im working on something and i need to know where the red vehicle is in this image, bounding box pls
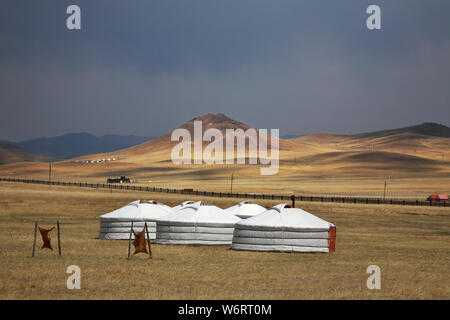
[427,194,449,202]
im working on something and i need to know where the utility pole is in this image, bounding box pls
[383,180,387,202]
[49,162,52,190]
[230,173,234,194]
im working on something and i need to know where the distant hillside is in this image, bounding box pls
[281,134,306,139]
[4,133,153,159]
[0,144,52,164]
[286,122,450,142]
[351,122,450,139]
[1,115,449,182]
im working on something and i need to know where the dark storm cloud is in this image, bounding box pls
[0,0,449,140]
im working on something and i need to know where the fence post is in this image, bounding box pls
[127,221,134,260]
[57,220,61,256]
[31,222,38,258]
[144,222,152,259]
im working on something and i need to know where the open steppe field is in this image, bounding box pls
[0,181,449,299]
[1,160,450,198]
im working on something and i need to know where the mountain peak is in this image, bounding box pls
[415,122,450,133]
[183,113,252,131]
[112,113,262,156]
[191,113,229,121]
[190,113,246,124]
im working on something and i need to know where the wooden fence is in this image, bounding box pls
[0,177,448,208]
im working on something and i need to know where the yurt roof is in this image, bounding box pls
[172,200,196,211]
[155,201,240,225]
[235,204,334,231]
[100,200,173,221]
[226,201,267,217]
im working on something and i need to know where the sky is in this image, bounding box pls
[1,0,449,141]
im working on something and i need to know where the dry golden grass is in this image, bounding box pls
[1,159,450,198]
[0,181,449,300]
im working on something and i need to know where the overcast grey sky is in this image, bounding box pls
[1,0,449,141]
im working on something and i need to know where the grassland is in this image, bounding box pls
[0,181,449,299]
[2,159,450,198]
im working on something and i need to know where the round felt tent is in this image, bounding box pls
[225,200,267,219]
[98,200,173,240]
[155,201,241,245]
[231,204,336,253]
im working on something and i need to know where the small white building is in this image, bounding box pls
[155,201,241,245]
[98,200,173,240]
[231,204,336,253]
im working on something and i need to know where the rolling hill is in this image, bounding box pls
[351,122,450,139]
[0,144,52,164]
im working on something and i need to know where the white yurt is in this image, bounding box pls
[172,200,196,212]
[231,204,336,253]
[155,201,241,245]
[98,200,173,240]
[225,200,267,219]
